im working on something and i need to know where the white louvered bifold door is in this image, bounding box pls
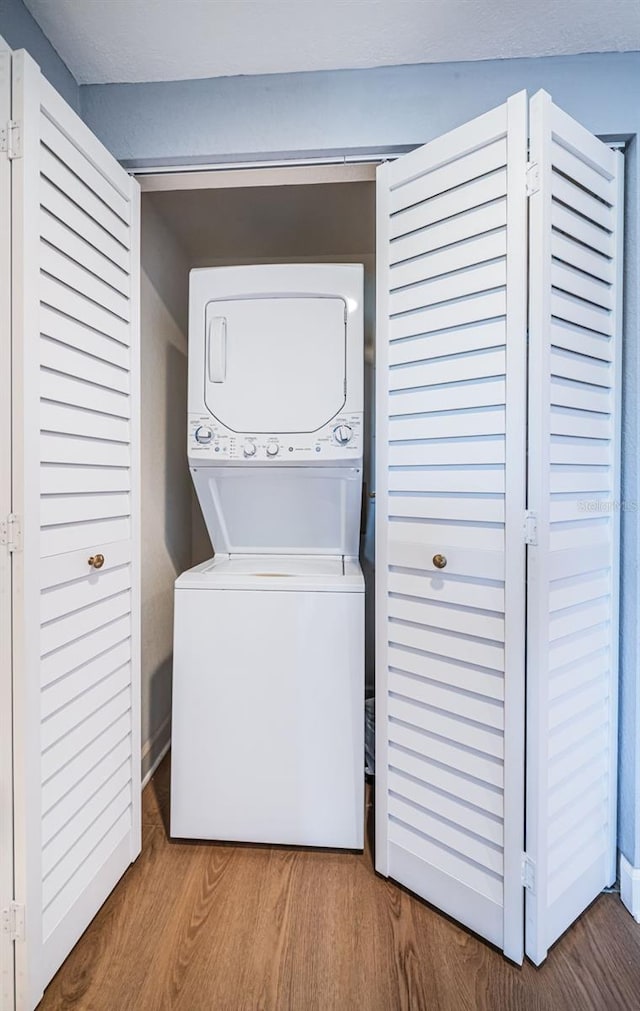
[525,91,623,964]
[375,93,528,961]
[11,51,141,1010]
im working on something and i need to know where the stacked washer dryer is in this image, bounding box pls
[170,264,365,848]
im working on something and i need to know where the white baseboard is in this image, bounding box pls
[141,714,171,790]
[620,854,640,922]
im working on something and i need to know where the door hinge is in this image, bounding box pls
[526,161,540,196]
[524,510,538,546]
[0,513,21,553]
[0,120,22,160]
[2,903,25,942]
[521,854,536,892]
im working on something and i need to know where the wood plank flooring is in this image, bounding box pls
[39,757,640,1010]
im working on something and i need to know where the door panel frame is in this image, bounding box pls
[501,88,529,963]
[0,43,15,1011]
[129,186,142,861]
[11,48,44,1011]
[374,160,390,879]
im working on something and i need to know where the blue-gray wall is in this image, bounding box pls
[81,51,640,873]
[79,53,640,168]
[0,0,78,110]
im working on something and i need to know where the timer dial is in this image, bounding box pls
[333,424,353,445]
[195,426,213,444]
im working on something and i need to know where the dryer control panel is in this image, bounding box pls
[188,412,363,463]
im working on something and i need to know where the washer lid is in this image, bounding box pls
[206,555,344,577]
[203,295,346,434]
[175,555,364,592]
[191,465,362,558]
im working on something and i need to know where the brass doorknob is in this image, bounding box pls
[433,554,447,569]
[88,553,105,569]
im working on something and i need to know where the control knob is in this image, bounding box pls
[266,441,280,457]
[243,441,257,457]
[195,426,213,444]
[333,424,353,445]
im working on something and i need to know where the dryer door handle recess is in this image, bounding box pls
[208,316,227,383]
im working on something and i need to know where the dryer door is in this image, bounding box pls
[204,295,346,433]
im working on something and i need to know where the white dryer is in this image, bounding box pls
[170,264,365,848]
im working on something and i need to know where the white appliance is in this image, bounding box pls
[171,264,365,848]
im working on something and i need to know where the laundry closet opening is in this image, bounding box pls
[138,170,377,782]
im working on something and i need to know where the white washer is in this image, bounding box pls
[171,264,365,848]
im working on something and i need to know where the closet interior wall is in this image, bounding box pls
[139,179,377,757]
[139,197,192,782]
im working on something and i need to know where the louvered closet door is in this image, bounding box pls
[11,50,140,1010]
[525,91,623,964]
[375,93,528,961]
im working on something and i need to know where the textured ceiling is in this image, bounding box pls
[24,0,640,85]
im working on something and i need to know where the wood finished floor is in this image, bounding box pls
[39,756,640,1011]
